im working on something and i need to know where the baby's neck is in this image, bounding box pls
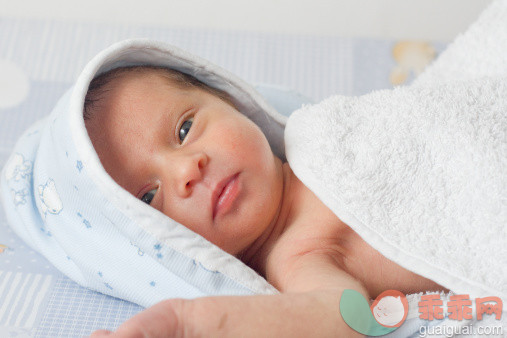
[238,162,301,271]
[239,163,447,298]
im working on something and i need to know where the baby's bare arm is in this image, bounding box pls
[91,253,367,337]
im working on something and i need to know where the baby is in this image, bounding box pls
[85,66,444,337]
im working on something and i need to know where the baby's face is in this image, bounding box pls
[85,71,284,255]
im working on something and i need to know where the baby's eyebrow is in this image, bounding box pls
[153,104,180,142]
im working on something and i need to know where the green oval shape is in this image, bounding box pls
[339,289,399,336]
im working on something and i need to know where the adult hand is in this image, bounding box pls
[89,252,368,338]
[89,290,364,338]
[90,299,186,338]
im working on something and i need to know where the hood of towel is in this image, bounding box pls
[1,39,287,307]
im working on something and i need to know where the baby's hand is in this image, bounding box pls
[89,299,186,338]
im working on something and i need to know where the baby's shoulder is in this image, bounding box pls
[265,216,351,291]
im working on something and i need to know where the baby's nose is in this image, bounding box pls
[174,152,208,197]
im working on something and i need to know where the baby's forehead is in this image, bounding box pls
[89,66,235,105]
[102,68,188,91]
[84,66,204,119]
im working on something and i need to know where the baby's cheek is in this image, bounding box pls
[163,198,205,232]
[242,125,274,160]
[219,124,266,163]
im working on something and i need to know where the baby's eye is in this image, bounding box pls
[141,188,157,205]
[178,117,193,143]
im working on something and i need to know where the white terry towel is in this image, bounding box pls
[285,0,507,301]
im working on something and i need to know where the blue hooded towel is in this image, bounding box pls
[1,39,285,307]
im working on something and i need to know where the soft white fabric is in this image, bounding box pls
[285,0,507,302]
[413,0,507,87]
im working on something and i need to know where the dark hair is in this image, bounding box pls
[83,65,236,120]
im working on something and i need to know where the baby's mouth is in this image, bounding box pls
[212,173,240,220]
